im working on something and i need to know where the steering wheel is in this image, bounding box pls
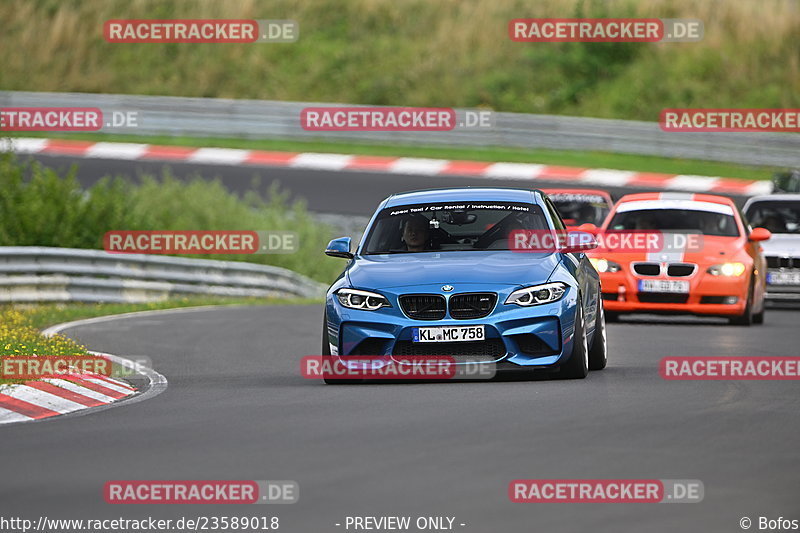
[473,218,511,249]
[429,227,456,249]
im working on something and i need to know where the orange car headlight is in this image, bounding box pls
[589,258,622,273]
[707,262,746,277]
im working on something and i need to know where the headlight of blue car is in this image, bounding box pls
[505,282,568,306]
[336,288,392,310]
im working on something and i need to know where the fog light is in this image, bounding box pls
[723,296,739,304]
[617,285,627,302]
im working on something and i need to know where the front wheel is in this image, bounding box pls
[560,302,589,379]
[729,279,754,326]
[753,286,765,325]
[588,300,608,370]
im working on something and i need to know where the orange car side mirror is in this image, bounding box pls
[577,223,599,235]
[749,227,772,242]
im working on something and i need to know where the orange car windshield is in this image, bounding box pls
[608,209,739,237]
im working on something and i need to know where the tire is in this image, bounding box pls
[729,279,754,326]
[588,300,608,371]
[560,302,589,379]
[753,285,765,325]
[321,311,362,385]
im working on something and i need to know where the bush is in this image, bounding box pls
[0,152,343,283]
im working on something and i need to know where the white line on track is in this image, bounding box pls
[188,147,249,165]
[44,379,118,403]
[1,385,87,414]
[85,142,149,160]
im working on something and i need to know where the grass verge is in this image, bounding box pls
[13,296,321,330]
[0,297,320,387]
[0,307,90,387]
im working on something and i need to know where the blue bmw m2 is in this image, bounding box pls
[322,187,607,382]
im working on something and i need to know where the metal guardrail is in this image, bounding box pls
[2,91,798,168]
[0,247,327,303]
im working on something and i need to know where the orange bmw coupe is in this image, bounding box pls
[585,192,771,325]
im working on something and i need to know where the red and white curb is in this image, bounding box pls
[0,370,136,424]
[0,315,169,425]
[2,137,772,196]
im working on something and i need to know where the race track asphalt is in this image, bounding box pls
[3,153,795,532]
[1,305,798,533]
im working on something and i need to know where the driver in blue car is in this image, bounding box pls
[401,214,431,252]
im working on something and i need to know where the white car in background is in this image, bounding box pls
[743,194,800,302]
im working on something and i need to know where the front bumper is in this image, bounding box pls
[325,285,581,369]
[598,269,749,316]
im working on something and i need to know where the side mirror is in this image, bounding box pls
[325,237,353,259]
[749,227,772,242]
[561,231,599,253]
[577,223,599,235]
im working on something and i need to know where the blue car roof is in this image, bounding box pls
[383,187,543,208]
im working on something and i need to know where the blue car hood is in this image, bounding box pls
[347,251,560,289]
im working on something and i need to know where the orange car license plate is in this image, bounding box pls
[638,279,689,293]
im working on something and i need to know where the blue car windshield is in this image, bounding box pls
[362,202,550,254]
